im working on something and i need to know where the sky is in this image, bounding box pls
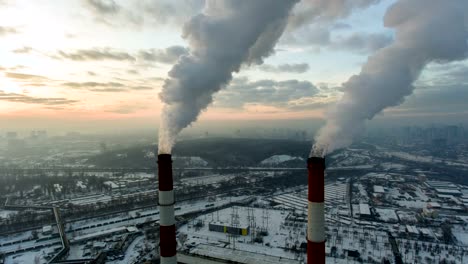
[0,0,467,134]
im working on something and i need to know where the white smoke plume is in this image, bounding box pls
[312,0,468,157]
[158,0,299,154]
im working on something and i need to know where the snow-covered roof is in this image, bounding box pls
[427,202,441,208]
[359,204,371,215]
[435,188,462,195]
[42,225,53,233]
[104,181,119,189]
[71,226,128,242]
[373,186,385,193]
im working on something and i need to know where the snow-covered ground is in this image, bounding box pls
[380,162,407,170]
[386,151,468,168]
[375,208,398,223]
[174,156,209,167]
[0,231,34,247]
[260,155,303,165]
[395,238,466,263]
[396,200,428,209]
[108,236,145,264]
[329,149,376,169]
[180,206,303,261]
[3,245,61,264]
[188,244,301,264]
[0,209,17,219]
[453,226,468,246]
[180,205,398,263]
[181,173,235,186]
[67,195,252,245]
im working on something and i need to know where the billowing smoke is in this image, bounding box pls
[158,0,299,154]
[312,0,468,157]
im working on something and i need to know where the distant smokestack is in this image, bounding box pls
[157,154,176,264]
[307,157,325,264]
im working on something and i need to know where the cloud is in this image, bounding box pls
[287,96,336,111]
[85,0,120,14]
[141,0,205,26]
[0,26,17,36]
[283,24,332,46]
[424,62,468,85]
[332,32,393,53]
[63,81,126,92]
[12,46,33,54]
[332,22,352,30]
[82,0,130,26]
[63,81,124,88]
[282,0,389,54]
[288,0,382,30]
[139,46,188,64]
[0,65,26,72]
[57,48,135,61]
[56,46,188,64]
[215,78,319,108]
[62,81,154,92]
[0,90,78,105]
[284,26,392,53]
[259,63,309,73]
[131,86,153,90]
[393,84,468,114]
[5,72,49,81]
[105,103,149,114]
[82,0,204,28]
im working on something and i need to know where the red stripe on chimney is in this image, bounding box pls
[158,154,174,191]
[159,224,177,257]
[307,157,325,203]
[307,240,325,264]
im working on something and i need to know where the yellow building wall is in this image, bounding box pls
[241,228,248,236]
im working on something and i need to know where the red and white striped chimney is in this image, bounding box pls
[307,157,325,264]
[157,154,177,264]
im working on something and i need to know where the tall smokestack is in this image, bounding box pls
[307,157,325,264]
[157,154,176,264]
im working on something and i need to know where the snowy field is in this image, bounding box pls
[386,151,468,168]
[453,226,468,246]
[0,209,17,219]
[260,155,303,165]
[179,205,399,263]
[107,236,145,264]
[180,206,304,262]
[395,238,466,263]
[3,245,61,264]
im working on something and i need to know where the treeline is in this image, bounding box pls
[88,138,311,168]
[0,174,111,198]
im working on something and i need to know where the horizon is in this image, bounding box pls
[1,0,467,136]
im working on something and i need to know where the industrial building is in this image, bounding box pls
[209,222,249,236]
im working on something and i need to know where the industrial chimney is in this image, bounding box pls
[307,157,325,264]
[157,154,177,264]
